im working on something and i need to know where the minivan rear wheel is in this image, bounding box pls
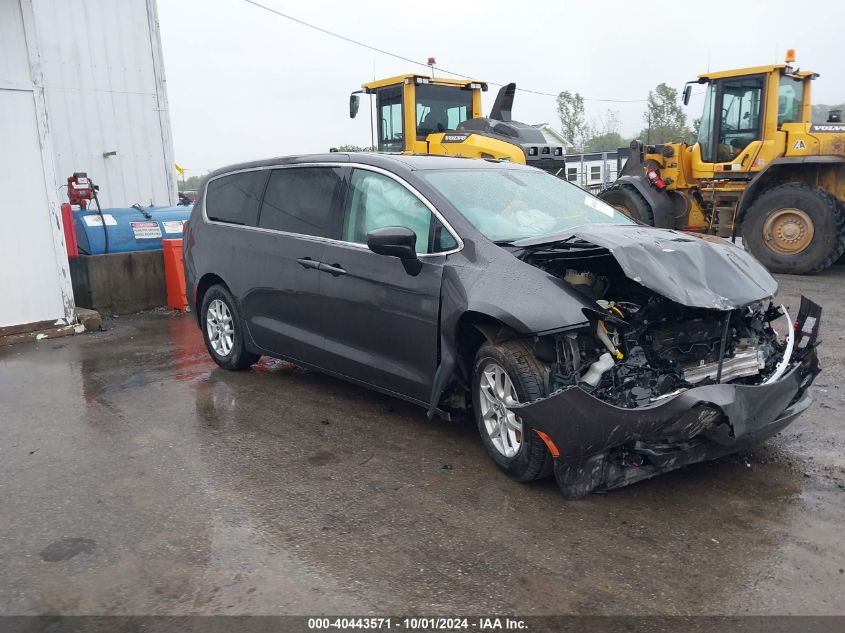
[200,285,260,370]
[472,340,554,482]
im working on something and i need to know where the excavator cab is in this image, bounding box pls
[352,75,483,154]
[349,74,566,174]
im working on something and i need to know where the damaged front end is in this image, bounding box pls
[507,228,822,498]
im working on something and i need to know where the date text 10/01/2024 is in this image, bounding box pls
[307,617,528,630]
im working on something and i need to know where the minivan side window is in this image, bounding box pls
[205,170,267,226]
[258,167,343,238]
[342,169,438,254]
[433,218,458,251]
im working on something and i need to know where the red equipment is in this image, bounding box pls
[62,172,99,257]
[645,166,667,191]
[67,172,95,208]
[61,202,79,258]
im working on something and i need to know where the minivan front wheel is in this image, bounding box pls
[200,285,260,370]
[472,340,554,482]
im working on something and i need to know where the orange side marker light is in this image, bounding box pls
[534,429,560,458]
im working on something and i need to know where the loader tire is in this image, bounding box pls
[599,183,655,225]
[742,183,845,274]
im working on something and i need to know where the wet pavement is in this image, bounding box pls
[1,270,844,616]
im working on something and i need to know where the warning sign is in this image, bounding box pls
[130,221,162,240]
[162,220,185,234]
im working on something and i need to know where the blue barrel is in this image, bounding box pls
[74,205,193,255]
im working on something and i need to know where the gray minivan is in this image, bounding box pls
[184,153,820,498]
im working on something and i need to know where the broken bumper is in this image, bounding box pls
[514,348,819,492]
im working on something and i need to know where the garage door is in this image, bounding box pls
[0,0,74,328]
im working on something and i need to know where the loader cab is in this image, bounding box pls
[688,64,815,179]
[700,75,764,163]
[351,74,486,153]
[690,73,766,176]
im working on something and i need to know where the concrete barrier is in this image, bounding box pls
[69,251,166,315]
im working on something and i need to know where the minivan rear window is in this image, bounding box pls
[258,167,342,238]
[205,170,267,226]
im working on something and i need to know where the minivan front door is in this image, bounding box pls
[318,168,451,403]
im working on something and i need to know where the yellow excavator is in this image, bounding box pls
[599,50,845,274]
[349,74,566,174]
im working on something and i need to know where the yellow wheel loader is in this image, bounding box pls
[598,52,845,274]
[349,74,566,174]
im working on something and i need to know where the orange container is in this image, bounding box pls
[162,238,188,311]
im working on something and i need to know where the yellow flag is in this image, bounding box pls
[174,163,185,175]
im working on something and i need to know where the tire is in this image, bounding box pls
[741,183,845,274]
[472,339,554,482]
[598,183,655,225]
[200,284,260,370]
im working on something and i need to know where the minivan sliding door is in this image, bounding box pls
[240,165,344,365]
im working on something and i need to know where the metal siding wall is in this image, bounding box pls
[0,1,31,88]
[32,0,176,208]
[0,0,73,327]
[0,92,69,327]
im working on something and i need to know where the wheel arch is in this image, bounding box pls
[737,157,845,223]
[453,311,519,387]
[451,310,561,392]
[614,175,678,228]
[194,273,229,325]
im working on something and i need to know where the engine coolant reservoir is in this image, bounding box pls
[582,352,615,387]
[564,269,607,298]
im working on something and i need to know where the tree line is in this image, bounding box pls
[177,175,204,192]
[557,83,695,153]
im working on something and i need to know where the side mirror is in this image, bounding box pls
[350,94,360,119]
[682,84,692,106]
[366,226,422,275]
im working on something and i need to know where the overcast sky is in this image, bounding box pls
[157,0,845,175]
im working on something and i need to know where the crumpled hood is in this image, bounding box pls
[515,225,778,310]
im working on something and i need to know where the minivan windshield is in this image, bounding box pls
[420,168,634,242]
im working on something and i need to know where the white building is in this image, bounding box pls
[564,150,628,191]
[531,124,628,190]
[0,0,176,330]
[532,123,573,150]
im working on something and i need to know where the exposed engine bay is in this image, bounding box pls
[516,238,795,409]
[496,227,823,497]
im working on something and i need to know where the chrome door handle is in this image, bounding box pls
[297,257,320,270]
[319,263,347,277]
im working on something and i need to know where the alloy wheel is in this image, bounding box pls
[206,299,234,356]
[478,362,523,458]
